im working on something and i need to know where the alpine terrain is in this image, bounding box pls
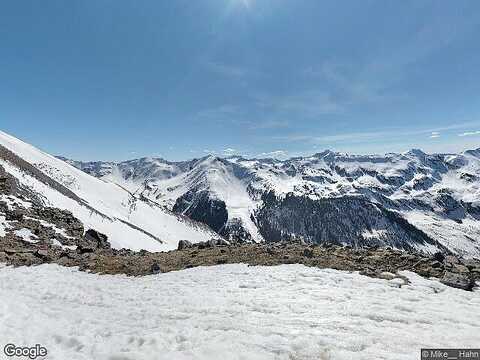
[0,130,221,252]
[63,147,480,257]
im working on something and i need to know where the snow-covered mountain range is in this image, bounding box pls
[0,131,221,251]
[61,145,480,257]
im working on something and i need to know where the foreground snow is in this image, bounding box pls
[1,264,479,360]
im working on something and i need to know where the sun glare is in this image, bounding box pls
[231,0,253,10]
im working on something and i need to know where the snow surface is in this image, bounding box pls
[0,263,479,360]
[51,238,77,250]
[0,131,219,251]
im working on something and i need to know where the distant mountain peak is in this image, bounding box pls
[58,142,480,257]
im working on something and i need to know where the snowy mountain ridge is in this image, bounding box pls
[0,131,221,251]
[62,145,480,257]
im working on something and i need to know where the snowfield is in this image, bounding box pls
[1,264,479,360]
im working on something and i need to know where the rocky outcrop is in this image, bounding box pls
[1,235,478,291]
[173,190,228,233]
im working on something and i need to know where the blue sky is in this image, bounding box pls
[1,0,480,160]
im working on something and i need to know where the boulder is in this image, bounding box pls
[35,249,50,260]
[432,252,445,263]
[5,209,24,221]
[197,239,223,249]
[441,272,475,291]
[84,229,110,249]
[150,262,161,274]
[215,238,230,247]
[303,248,314,258]
[177,240,193,250]
[76,243,96,254]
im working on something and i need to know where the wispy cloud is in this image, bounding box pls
[222,148,237,156]
[310,62,392,105]
[248,119,290,130]
[254,91,344,118]
[256,150,288,159]
[270,122,480,145]
[204,61,248,78]
[195,104,239,122]
[203,149,217,155]
[458,130,480,137]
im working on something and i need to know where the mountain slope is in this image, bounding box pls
[0,131,220,251]
[63,147,480,257]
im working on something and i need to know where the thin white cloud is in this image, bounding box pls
[271,122,480,145]
[194,105,241,124]
[458,130,480,137]
[249,119,290,130]
[254,91,344,117]
[256,150,288,159]
[223,148,237,155]
[204,61,247,78]
[203,149,217,155]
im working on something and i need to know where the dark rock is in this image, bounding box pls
[35,249,50,259]
[463,259,480,272]
[5,209,24,221]
[76,244,96,254]
[84,229,110,249]
[206,239,218,248]
[177,240,193,250]
[150,262,161,274]
[303,248,314,258]
[3,248,35,254]
[197,239,219,249]
[441,272,475,291]
[432,252,445,263]
[266,247,276,255]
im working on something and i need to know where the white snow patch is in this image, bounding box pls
[14,228,38,243]
[0,215,8,237]
[0,194,32,210]
[24,216,74,239]
[361,229,388,240]
[51,238,77,250]
[0,264,479,360]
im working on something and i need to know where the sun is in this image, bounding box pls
[240,0,252,9]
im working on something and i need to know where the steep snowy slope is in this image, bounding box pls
[0,131,220,251]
